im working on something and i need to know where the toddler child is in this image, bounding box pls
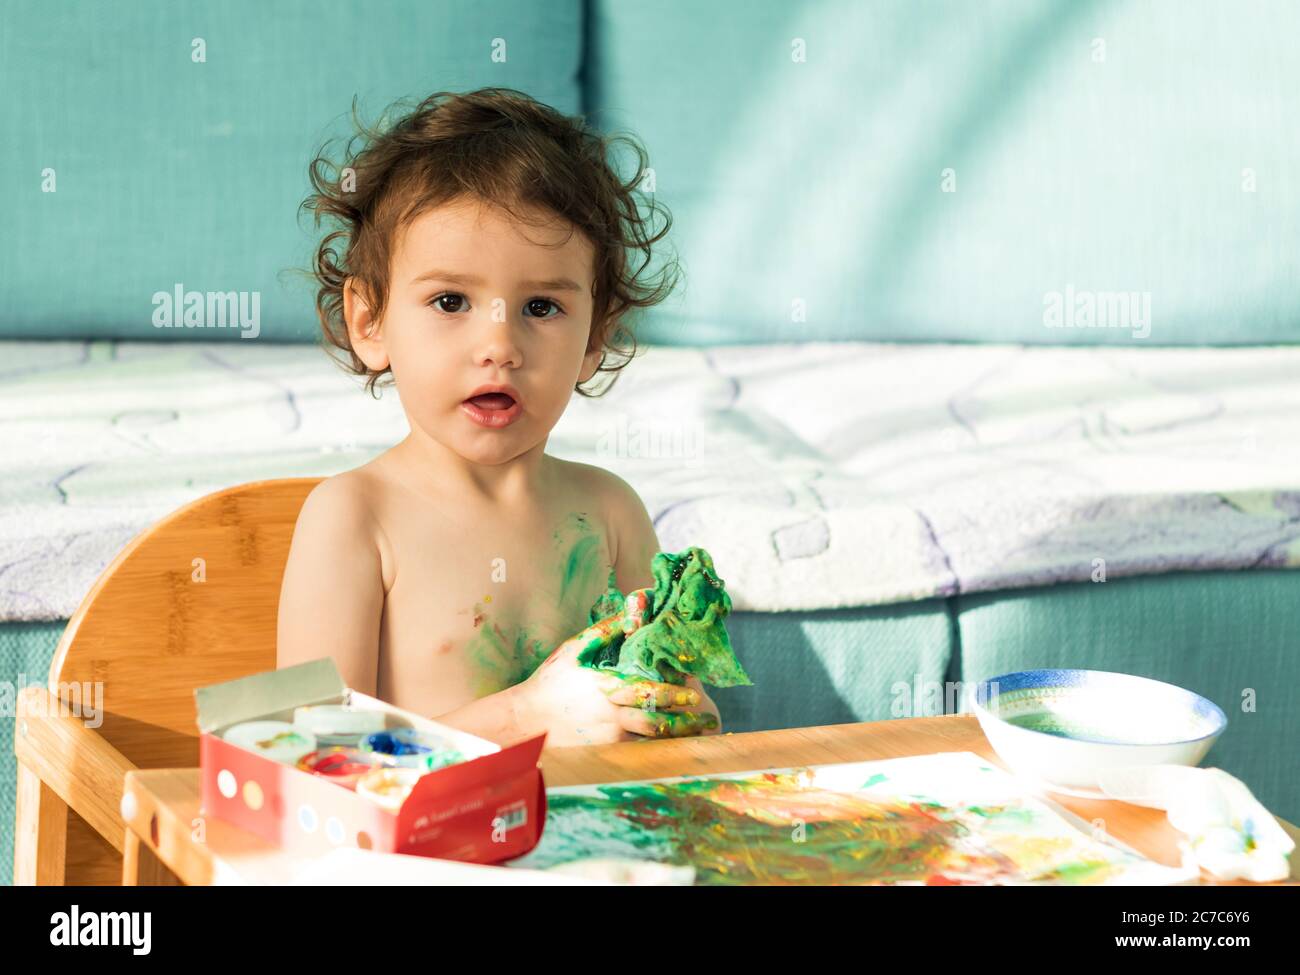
[276,88,721,746]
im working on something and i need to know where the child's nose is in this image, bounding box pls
[473,316,524,368]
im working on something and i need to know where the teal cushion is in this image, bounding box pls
[588,0,1300,345]
[955,570,1300,823]
[713,601,955,732]
[2,0,581,341]
[0,622,63,887]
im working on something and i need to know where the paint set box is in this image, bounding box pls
[194,657,547,863]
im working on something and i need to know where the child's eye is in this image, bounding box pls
[525,298,563,319]
[428,292,468,314]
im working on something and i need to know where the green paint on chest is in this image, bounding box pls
[555,512,608,612]
[463,511,613,697]
[463,616,550,698]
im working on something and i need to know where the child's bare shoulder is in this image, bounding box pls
[291,462,395,585]
[298,465,381,529]
[548,458,656,580]
[549,458,643,515]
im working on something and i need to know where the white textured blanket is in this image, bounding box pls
[1,339,1298,622]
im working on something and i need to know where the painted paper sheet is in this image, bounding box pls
[508,751,1200,885]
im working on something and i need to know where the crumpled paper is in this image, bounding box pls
[1097,764,1295,883]
[580,547,752,688]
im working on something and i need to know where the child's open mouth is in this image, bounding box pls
[460,387,522,428]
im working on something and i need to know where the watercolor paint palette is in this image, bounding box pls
[507,751,1201,885]
[195,658,547,864]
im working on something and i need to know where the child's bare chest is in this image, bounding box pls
[374,501,615,715]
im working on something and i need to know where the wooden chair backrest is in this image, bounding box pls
[48,477,321,769]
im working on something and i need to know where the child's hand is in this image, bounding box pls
[510,631,695,746]
[610,587,723,738]
[599,672,722,739]
[610,586,723,738]
[677,676,723,737]
[510,600,718,746]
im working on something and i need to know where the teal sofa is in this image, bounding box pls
[4,0,1298,885]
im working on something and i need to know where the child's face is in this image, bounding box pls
[347,196,602,468]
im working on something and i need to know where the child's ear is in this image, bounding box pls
[343,277,389,372]
[577,327,604,385]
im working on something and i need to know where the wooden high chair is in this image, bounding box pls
[11,478,321,885]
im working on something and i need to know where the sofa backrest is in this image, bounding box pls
[2,0,581,342]
[586,0,1300,345]
[7,1,1298,347]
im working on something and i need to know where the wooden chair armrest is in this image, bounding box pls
[12,685,139,854]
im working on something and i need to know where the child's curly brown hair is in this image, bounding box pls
[300,87,679,397]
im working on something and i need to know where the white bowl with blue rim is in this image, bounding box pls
[969,669,1227,799]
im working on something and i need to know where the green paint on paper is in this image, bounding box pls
[512,760,1166,886]
[1043,859,1121,883]
[516,771,976,885]
[966,804,1037,828]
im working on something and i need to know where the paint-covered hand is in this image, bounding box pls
[617,673,723,740]
[622,586,653,633]
[510,608,717,745]
[584,581,653,638]
[592,590,722,740]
